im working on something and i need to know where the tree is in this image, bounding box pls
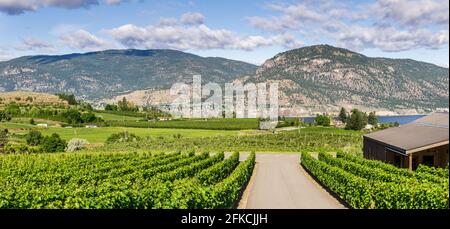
[105,104,118,111]
[368,111,378,126]
[118,97,129,111]
[26,130,43,146]
[0,111,12,122]
[81,112,97,123]
[56,93,78,105]
[6,102,20,115]
[41,133,67,153]
[315,114,331,126]
[118,97,138,112]
[63,109,82,124]
[30,106,40,117]
[345,109,368,130]
[79,102,93,111]
[0,128,8,153]
[30,118,35,125]
[338,107,348,123]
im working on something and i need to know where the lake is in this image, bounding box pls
[301,115,426,125]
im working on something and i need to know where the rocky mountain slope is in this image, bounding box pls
[1,45,448,115]
[0,49,257,100]
[241,45,449,115]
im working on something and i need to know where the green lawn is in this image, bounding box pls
[0,121,240,144]
[94,112,141,121]
[106,118,260,130]
[43,127,239,143]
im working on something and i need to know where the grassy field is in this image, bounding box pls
[100,127,364,154]
[106,118,260,130]
[0,121,241,144]
[94,112,141,121]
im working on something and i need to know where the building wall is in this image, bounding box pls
[411,144,449,168]
[363,138,387,161]
[363,137,449,169]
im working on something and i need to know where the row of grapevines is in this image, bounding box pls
[336,151,448,184]
[416,164,449,179]
[162,152,256,209]
[0,152,203,208]
[302,152,449,209]
[196,152,240,185]
[301,152,373,208]
[320,152,415,184]
[155,152,225,181]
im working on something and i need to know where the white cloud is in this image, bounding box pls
[157,17,178,26]
[247,0,449,52]
[59,29,113,51]
[15,38,56,51]
[105,0,140,6]
[337,26,449,52]
[0,0,121,15]
[106,23,301,51]
[0,0,38,15]
[41,0,99,9]
[180,12,205,25]
[105,0,122,5]
[371,0,449,27]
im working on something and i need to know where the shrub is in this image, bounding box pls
[315,114,331,126]
[41,133,67,153]
[105,104,119,111]
[5,102,20,115]
[25,130,43,146]
[3,143,43,154]
[65,138,89,152]
[105,132,141,144]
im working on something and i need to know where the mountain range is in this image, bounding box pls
[0,49,257,100]
[242,45,449,115]
[0,45,448,115]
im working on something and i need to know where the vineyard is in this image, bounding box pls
[106,118,260,130]
[301,151,449,209]
[0,151,255,209]
[102,128,363,154]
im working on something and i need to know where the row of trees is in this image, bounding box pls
[25,131,67,153]
[56,93,78,105]
[313,108,379,130]
[338,108,378,130]
[104,97,171,119]
[1,102,102,125]
[105,97,139,112]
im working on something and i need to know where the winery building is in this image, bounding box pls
[363,113,449,170]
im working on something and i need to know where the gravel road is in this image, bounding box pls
[240,154,346,209]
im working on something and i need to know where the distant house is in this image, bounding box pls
[363,113,449,170]
[158,117,172,121]
[37,123,48,127]
[85,125,98,128]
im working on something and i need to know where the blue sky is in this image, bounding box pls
[0,0,448,67]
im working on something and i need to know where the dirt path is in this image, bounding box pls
[240,154,346,209]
